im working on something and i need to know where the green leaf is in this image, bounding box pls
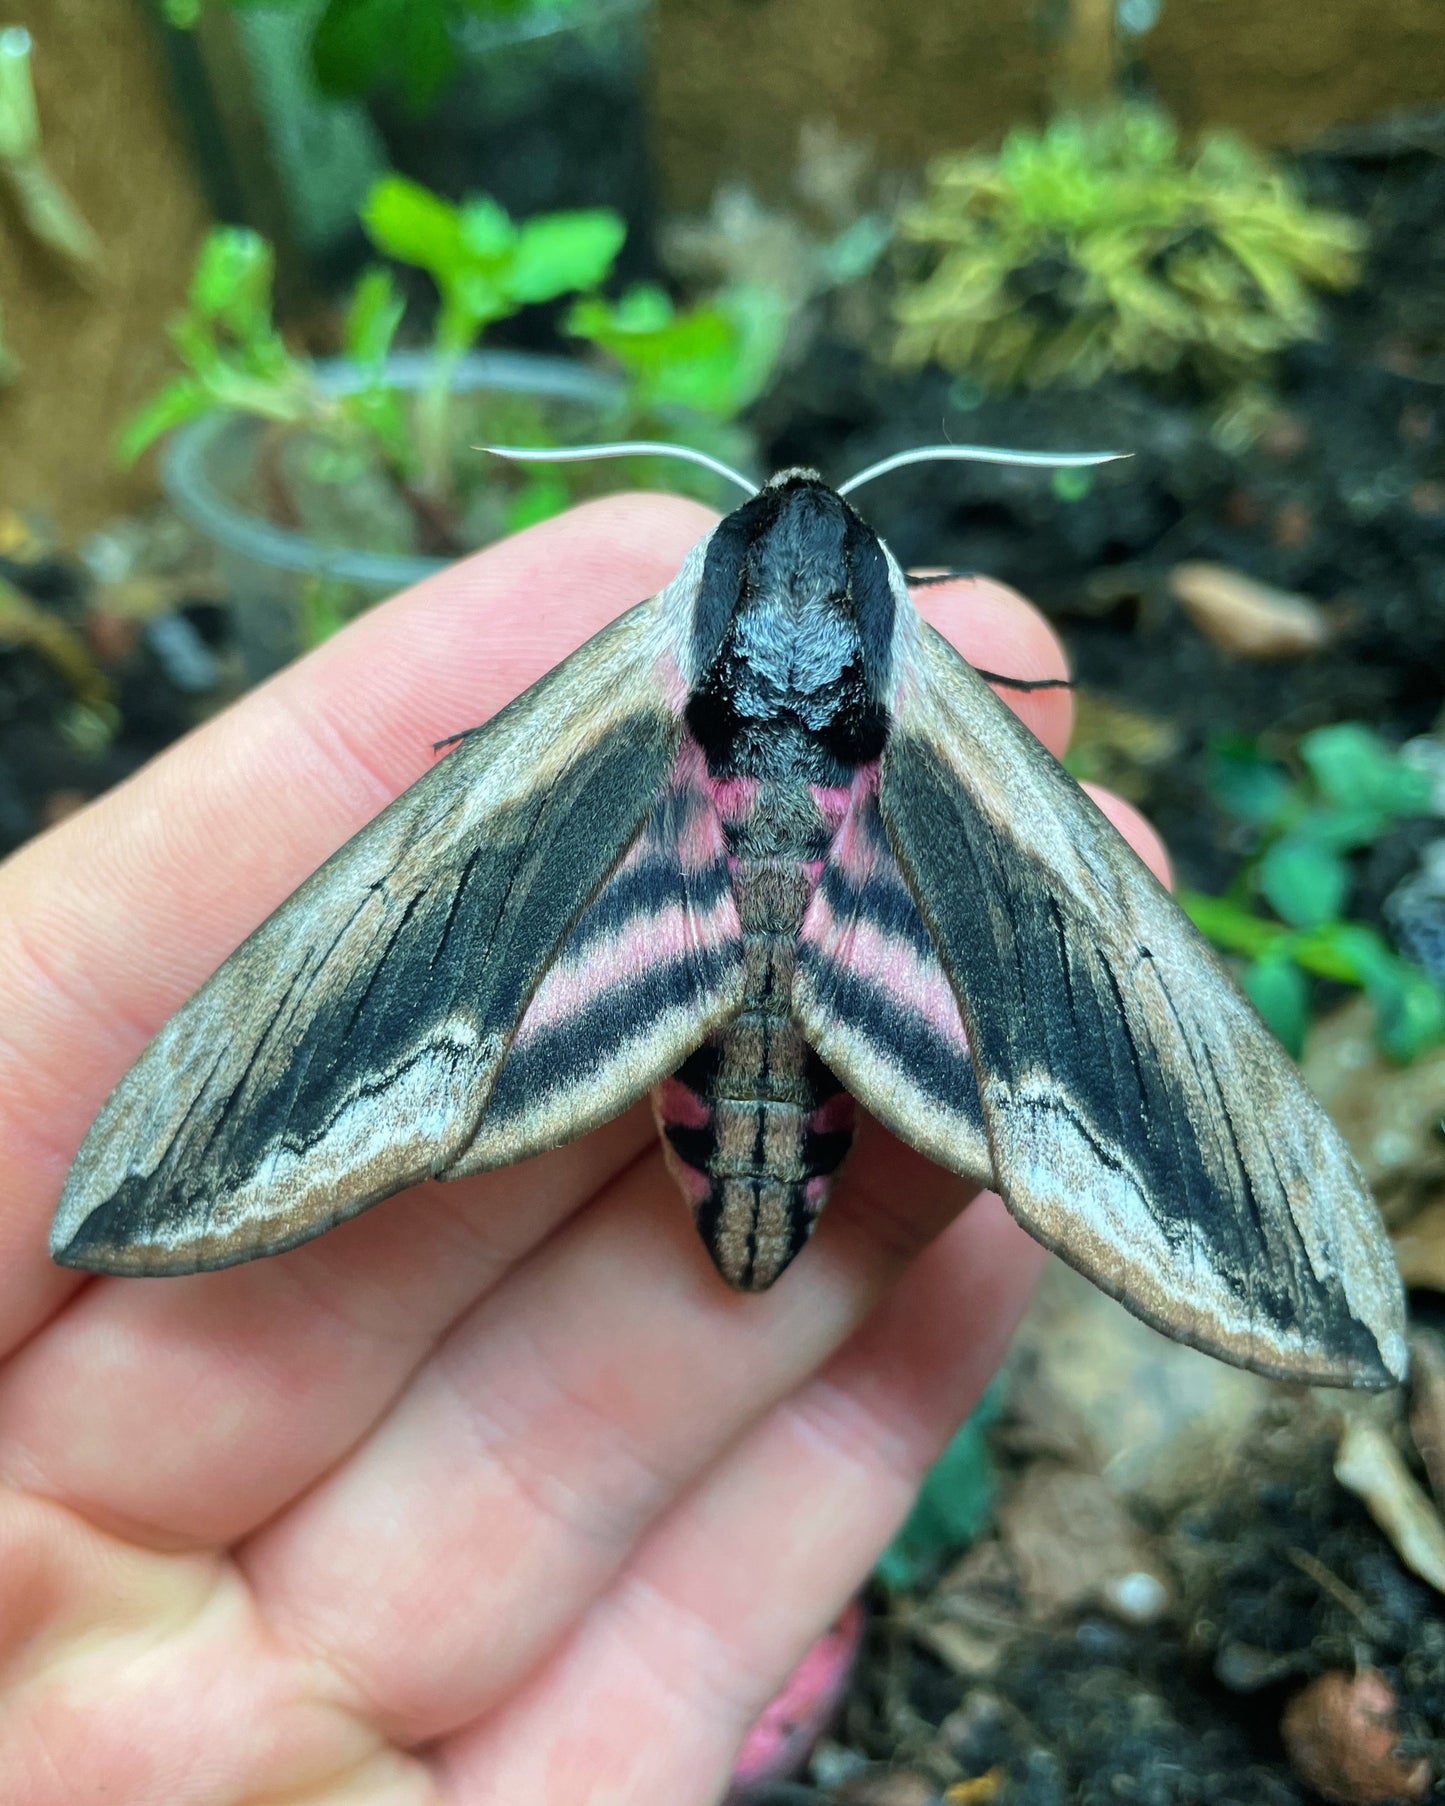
[876,1384,1002,1593]
[311,0,402,99]
[397,0,456,113]
[1300,722,1433,819]
[188,228,274,340]
[570,283,783,420]
[343,267,406,372]
[610,283,679,334]
[1287,801,1393,854]
[1205,733,1290,824]
[1051,466,1094,502]
[716,282,790,411]
[1288,918,1384,985]
[508,209,626,304]
[361,175,465,282]
[1258,836,1349,930]
[1335,931,1445,1061]
[458,195,517,261]
[114,375,211,466]
[314,0,455,108]
[1179,888,1288,959]
[1242,953,1309,1057]
[450,271,510,332]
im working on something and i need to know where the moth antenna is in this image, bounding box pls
[836,444,1129,498]
[481,441,760,499]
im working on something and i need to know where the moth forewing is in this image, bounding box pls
[50,588,707,1275]
[877,615,1406,1389]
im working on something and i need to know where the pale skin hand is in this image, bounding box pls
[0,495,1169,1806]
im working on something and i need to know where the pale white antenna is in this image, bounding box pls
[837,443,1128,497]
[481,441,759,499]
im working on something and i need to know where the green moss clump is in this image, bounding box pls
[892,108,1364,393]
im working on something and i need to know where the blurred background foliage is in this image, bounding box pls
[3,2,1445,1794]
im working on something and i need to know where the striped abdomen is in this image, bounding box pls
[655,855,856,1290]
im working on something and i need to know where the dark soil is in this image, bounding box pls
[805,1403,1445,1806]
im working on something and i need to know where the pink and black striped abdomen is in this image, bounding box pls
[655,853,856,1290]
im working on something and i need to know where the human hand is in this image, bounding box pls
[0,495,1167,1805]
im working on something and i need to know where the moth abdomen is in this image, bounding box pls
[655,833,856,1287]
[656,1076,856,1291]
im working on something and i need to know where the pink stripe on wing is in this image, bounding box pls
[804,893,970,1049]
[514,895,737,1038]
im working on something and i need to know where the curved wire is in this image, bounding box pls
[836,443,1129,497]
[480,441,760,498]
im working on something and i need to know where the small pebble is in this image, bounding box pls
[1101,1569,1170,1624]
[1167,561,1331,659]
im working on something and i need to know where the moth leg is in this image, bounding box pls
[972,670,1074,694]
[906,568,977,587]
[432,725,482,753]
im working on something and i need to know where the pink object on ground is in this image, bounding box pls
[727,1598,867,1797]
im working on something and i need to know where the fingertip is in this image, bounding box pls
[912,576,1074,756]
[1082,783,1173,888]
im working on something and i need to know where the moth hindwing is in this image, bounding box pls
[53,471,1406,1390]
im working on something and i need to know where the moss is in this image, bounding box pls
[892,108,1363,394]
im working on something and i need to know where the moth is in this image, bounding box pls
[51,441,1406,1390]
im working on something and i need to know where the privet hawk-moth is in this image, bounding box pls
[51,449,1407,1389]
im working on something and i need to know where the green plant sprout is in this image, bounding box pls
[117,226,440,544]
[563,279,787,485]
[120,179,788,622]
[0,27,101,380]
[360,175,625,489]
[1182,724,1445,1061]
[892,107,1363,394]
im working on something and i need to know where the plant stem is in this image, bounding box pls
[1054,0,1119,112]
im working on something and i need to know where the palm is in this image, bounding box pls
[0,496,1162,1804]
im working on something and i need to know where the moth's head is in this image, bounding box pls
[693,467,893,642]
[733,470,860,608]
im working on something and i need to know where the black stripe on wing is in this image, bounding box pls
[792,790,991,1183]
[447,734,747,1174]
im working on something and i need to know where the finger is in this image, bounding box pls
[435,1196,1044,1805]
[0,493,714,1355]
[0,1106,655,1546]
[0,1481,424,1805]
[236,1120,979,1745]
[911,575,1073,753]
[1083,783,1173,887]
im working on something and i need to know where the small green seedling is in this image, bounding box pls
[361,175,626,487]
[120,179,789,641]
[1183,724,1444,1061]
